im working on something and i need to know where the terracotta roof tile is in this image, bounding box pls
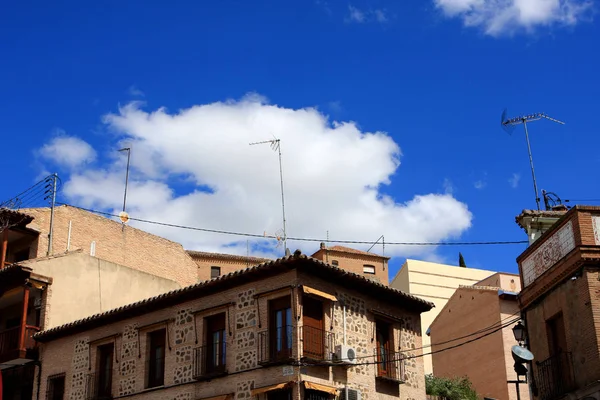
[319,245,389,259]
[186,250,271,263]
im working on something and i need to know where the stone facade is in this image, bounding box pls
[37,257,429,400]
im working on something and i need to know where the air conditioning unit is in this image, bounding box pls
[334,344,357,365]
[340,388,362,400]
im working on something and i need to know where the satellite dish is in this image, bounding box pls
[511,345,534,363]
[119,211,130,224]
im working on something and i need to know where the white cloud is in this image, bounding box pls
[474,180,486,189]
[345,5,389,23]
[128,85,145,97]
[39,134,97,169]
[44,95,472,259]
[443,178,455,195]
[434,0,593,36]
[509,172,521,188]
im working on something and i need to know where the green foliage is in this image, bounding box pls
[459,252,467,268]
[426,374,479,400]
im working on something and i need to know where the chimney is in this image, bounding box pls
[516,209,568,245]
[320,242,326,250]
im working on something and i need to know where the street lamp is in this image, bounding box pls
[512,321,526,344]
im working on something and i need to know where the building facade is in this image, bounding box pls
[429,273,527,400]
[0,206,197,400]
[390,259,496,374]
[22,205,198,287]
[516,206,600,400]
[35,251,433,400]
[311,244,390,285]
[187,251,271,282]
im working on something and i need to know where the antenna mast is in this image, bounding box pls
[250,138,287,253]
[501,112,565,211]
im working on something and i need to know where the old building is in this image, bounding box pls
[187,251,271,282]
[429,272,527,400]
[0,206,196,400]
[35,251,433,400]
[515,206,600,400]
[390,259,496,374]
[21,205,198,287]
[311,244,390,285]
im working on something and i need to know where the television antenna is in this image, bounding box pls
[501,110,565,211]
[250,138,287,253]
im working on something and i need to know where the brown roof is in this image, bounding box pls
[186,250,271,263]
[35,250,432,342]
[0,208,34,227]
[315,245,390,259]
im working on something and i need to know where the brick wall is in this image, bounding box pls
[23,206,198,287]
[311,249,389,285]
[37,269,426,400]
[430,287,518,400]
[525,266,600,394]
[188,252,269,282]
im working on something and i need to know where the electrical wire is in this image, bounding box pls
[565,199,600,203]
[302,317,520,368]
[56,203,529,246]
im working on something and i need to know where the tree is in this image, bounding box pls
[426,374,479,400]
[458,252,467,268]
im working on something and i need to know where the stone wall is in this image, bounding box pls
[38,268,427,400]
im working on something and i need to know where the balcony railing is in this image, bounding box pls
[258,325,294,365]
[536,352,575,400]
[86,372,114,400]
[193,343,228,380]
[300,325,334,362]
[0,325,40,361]
[375,349,405,383]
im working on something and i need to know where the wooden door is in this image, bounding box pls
[302,296,324,360]
[376,321,391,377]
[205,313,226,374]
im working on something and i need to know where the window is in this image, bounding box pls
[205,313,226,374]
[302,296,324,360]
[46,373,65,400]
[147,329,166,388]
[210,266,221,279]
[269,297,293,361]
[331,260,339,266]
[267,389,292,400]
[363,265,376,274]
[96,343,114,399]
[376,320,392,378]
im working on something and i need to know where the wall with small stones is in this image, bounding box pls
[69,338,89,400]
[38,267,426,400]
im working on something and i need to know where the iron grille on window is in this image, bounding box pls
[193,343,227,380]
[258,325,294,364]
[46,373,66,400]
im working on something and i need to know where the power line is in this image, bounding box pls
[304,317,519,368]
[57,203,529,246]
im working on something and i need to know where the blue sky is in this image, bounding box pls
[1,0,598,278]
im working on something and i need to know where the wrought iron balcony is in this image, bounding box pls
[300,325,335,363]
[86,372,114,400]
[193,343,228,380]
[375,349,405,383]
[258,325,295,365]
[536,352,575,400]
